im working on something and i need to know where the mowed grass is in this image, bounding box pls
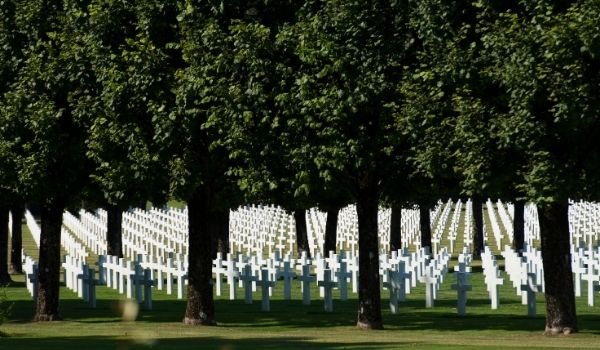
[2,206,600,349]
[3,270,600,350]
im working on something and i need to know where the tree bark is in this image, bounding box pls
[106,205,123,258]
[419,205,431,252]
[34,199,64,321]
[294,210,310,258]
[0,206,12,284]
[389,206,402,253]
[472,197,484,257]
[10,204,24,274]
[539,200,577,335]
[323,207,339,254]
[183,187,216,326]
[356,182,383,330]
[512,200,525,254]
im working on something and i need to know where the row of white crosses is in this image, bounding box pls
[569,200,600,246]
[22,251,39,300]
[119,208,187,259]
[63,211,107,256]
[419,247,451,308]
[524,204,540,245]
[463,199,474,247]
[486,199,506,250]
[431,199,454,256]
[500,245,542,317]
[481,246,504,310]
[24,210,41,248]
[60,227,89,261]
[217,250,349,312]
[451,248,473,315]
[575,242,600,306]
[62,255,98,307]
[446,199,464,254]
[496,199,514,243]
[230,204,295,257]
[99,255,155,309]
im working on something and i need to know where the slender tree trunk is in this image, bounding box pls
[217,209,230,256]
[419,205,431,251]
[539,200,577,335]
[512,200,525,254]
[356,180,383,330]
[0,206,12,284]
[34,199,64,321]
[183,187,216,326]
[294,210,310,258]
[472,197,484,257]
[106,205,123,258]
[10,204,24,274]
[323,207,339,254]
[389,206,402,253]
[210,208,230,259]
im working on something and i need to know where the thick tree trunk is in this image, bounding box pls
[419,205,431,252]
[294,210,310,258]
[389,206,402,253]
[539,201,577,335]
[106,205,123,258]
[183,187,216,326]
[472,197,484,257]
[323,207,339,254]
[512,200,525,254]
[356,183,383,330]
[0,206,12,284]
[34,200,64,321]
[10,204,24,274]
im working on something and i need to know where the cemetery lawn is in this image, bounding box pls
[2,269,600,350]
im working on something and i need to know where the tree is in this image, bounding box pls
[480,0,600,334]
[0,0,25,281]
[84,0,176,257]
[9,205,24,274]
[270,0,420,329]
[0,0,94,320]
[157,0,290,325]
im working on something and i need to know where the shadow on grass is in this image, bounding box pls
[0,335,411,350]
[5,282,600,335]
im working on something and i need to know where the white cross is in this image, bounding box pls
[276,261,296,300]
[451,271,472,316]
[520,272,541,317]
[318,269,336,312]
[257,268,276,312]
[297,264,315,305]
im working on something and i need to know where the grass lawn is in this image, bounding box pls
[2,267,600,350]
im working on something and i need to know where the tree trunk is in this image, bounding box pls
[294,210,310,258]
[106,205,123,258]
[10,204,24,274]
[323,207,339,254]
[0,206,12,284]
[512,200,525,254]
[472,197,484,257]
[183,187,216,326]
[210,208,230,259]
[356,182,383,330]
[34,200,64,321]
[389,206,402,253]
[539,200,577,335]
[419,205,431,251]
